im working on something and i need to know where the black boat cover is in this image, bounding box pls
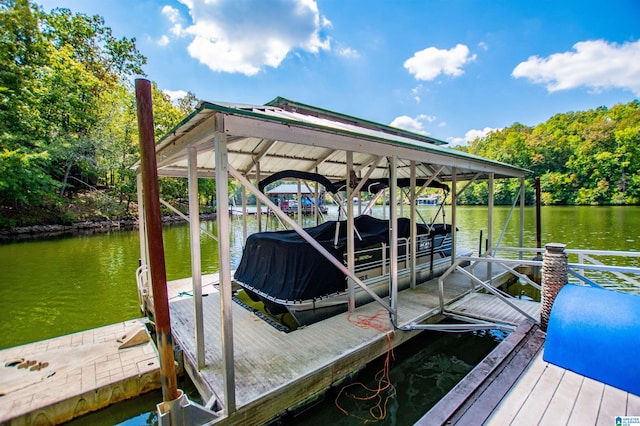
[233,215,450,302]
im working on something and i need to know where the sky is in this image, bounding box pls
[36,0,640,145]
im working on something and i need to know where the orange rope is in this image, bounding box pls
[335,309,397,423]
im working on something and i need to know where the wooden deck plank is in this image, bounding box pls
[566,377,605,426]
[485,351,548,425]
[509,361,565,425]
[484,346,640,426]
[538,368,583,426]
[169,265,532,424]
[452,328,546,425]
[596,385,628,425]
[627,392,640,415]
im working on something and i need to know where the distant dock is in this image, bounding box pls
[0,319,160,425]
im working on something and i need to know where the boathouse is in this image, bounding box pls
[134,89,534,424]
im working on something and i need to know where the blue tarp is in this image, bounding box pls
[543,284,640,396]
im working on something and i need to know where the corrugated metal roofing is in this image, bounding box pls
[147,97,529,183]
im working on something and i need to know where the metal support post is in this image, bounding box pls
[389,156,399,321]
[410,161,417,288]
[450,168,457,265]
[188,146,205,368]
[214,117,236,414]
[346,151,355,313]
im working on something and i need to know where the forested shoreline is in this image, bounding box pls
[1,1,639,230]
[456,101,640,206]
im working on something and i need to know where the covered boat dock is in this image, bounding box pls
[134,90,534,423]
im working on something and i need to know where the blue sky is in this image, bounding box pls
[37,0,640,145]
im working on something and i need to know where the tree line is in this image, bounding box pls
[0,0,201,227]
[456,101,640,206]
[1,1,639,228]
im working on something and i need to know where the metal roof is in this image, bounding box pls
[146,97,529,183]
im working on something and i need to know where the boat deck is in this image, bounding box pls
[168,264,540,425]
[0,319,160,425]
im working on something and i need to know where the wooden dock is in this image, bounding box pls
[0,319,160,425]
[422,320,640,425]
[168,265,540,425]
[486,350,640,425]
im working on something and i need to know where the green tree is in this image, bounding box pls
[0,1,148,224]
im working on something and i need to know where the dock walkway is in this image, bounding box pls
[0,319,160,426]
[486,347,640,425]
[168,265,540,425]
[423,320,640,425]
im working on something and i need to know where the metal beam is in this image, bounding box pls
[450,168,457,264]
[188,146,205,369]
[214,117,236,414]
[223,114,528,179]
[346,151,355,312]
[389,156,399,321]
[455,172,482,198]
[520,177,525,259]
[410,161,417,288]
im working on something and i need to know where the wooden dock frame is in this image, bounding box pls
[167,263,540,425]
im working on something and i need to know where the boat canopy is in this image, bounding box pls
[138,96,529,182]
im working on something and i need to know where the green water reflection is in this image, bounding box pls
[1,206,638,349]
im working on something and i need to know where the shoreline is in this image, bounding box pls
[0,213,217,242]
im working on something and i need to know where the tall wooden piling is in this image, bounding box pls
[135,78,179,403]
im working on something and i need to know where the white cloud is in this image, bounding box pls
[337,47,359,58]
[512,39,640,96]
[162,0,331,76]
[411,85,423,103]
[404,44,477,81]
[162,5,181,23]
[478,41,488,51]
[163,89,188,103]
[157,35,170,47]
[448,127,499,146]
[389,114,436,135]
[161,5,187,38]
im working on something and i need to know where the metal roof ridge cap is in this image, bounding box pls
[265,96,448,146]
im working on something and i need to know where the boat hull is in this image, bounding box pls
[237,249,471,328]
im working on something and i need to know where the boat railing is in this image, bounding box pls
[487,246,640,294]
[438,256,542,324]
[346,236,453,276]
[135,264,150,312]
[426,249,640,331]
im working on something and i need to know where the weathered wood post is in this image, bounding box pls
[135,78,179,403]
[541,243,568,331]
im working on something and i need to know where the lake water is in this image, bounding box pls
[1,205,638,423]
